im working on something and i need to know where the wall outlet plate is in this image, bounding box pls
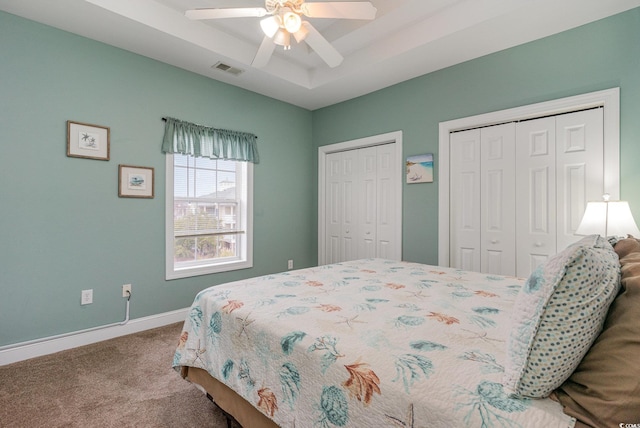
[122,284,132,298]
[81,289,93,305]
[288,259,293,270]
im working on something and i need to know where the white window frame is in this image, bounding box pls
[165,154,253,280]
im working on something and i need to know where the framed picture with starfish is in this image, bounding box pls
[67,120,110,161]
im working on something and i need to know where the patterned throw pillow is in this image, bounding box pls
[503,235,620,398]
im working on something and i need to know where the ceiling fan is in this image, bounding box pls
[185,0,377,68]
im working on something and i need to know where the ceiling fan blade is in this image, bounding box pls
[185,8,267,20]
[296,21,343,68]
[301,2,377,20]
[252,36,276,68]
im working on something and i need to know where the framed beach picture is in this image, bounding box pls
[67,121,110,160]
[406,154,434,183]
[118,165,154,198]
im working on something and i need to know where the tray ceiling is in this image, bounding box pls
[1,0,639,110]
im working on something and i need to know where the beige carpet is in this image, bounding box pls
[0,323,240,427]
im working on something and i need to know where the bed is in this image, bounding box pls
[173,235,640,428]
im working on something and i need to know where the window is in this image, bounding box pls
[166,153,253,279]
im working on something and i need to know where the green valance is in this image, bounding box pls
[161,117,259,164]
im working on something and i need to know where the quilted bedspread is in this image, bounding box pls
[173,259,575,427]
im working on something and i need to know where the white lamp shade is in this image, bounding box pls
[272,29,290,47]
[575,200,640,237]
[282,11,302,33]
[260,16,280,38]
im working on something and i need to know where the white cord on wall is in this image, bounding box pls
[0,290,132,352]
[120,289,131,325]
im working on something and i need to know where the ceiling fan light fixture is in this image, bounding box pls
[185,0,376,67]
[282,11,302,33]
[260,15,281,38]
[293,24,308,43]
[273,28,291,49]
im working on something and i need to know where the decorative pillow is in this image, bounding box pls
[555,237,640,427]
[611,235,640,259]
[502,234,620,398]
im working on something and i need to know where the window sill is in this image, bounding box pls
[166,259,253,280]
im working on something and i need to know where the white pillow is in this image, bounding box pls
[503,235,620,398]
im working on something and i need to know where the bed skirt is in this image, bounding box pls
[181,366,279,428]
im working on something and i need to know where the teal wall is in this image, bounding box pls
[0,11,314,346]
[312,8,640,266]
[2,8,639,347]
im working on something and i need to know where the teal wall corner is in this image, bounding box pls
[0,11,314,346]
[312,7,640,266]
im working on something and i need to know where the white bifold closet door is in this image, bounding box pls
[449,123,516,275]
[325,144,398,264]
[515,109,604,276]
[450,108,603,277]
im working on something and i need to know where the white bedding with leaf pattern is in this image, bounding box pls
[173,259,575,427]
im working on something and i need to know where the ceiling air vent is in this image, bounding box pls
[212,62,245,77]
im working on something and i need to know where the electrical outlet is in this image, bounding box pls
[81,289,93,305]
[288,259,293,270]
[122,284,132,298]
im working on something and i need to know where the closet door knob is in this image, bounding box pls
[491,239,498,244]
[366,231,371,235]
[535,242,543,247]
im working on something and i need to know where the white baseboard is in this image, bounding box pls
[0,308,189,366]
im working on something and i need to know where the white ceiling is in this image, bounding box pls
[2,0,639,110]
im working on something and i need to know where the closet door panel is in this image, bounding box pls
[516,117,557,277]
[450,129,481,272]
[376,144,396,259]
[556,108,604,251]
[321,137,401,265]
[341,178,357,261]
[358,147,377,258]
[481,123,516,275]
[325,153,342,264]
[341,150,359,262]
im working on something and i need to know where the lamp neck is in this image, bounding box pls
[605,200,609,238]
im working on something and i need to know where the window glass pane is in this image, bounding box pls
[194,235,218,261]
[173,233,239,266]
[218,202,238,229]
[187,234,237,261]
[174,201,195,234]
[193,202,219,231]
[216,234,238,257]
[174,237,195,262]
[195,169,217,198]
[174,166,189,198]
[217,170,236,199]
